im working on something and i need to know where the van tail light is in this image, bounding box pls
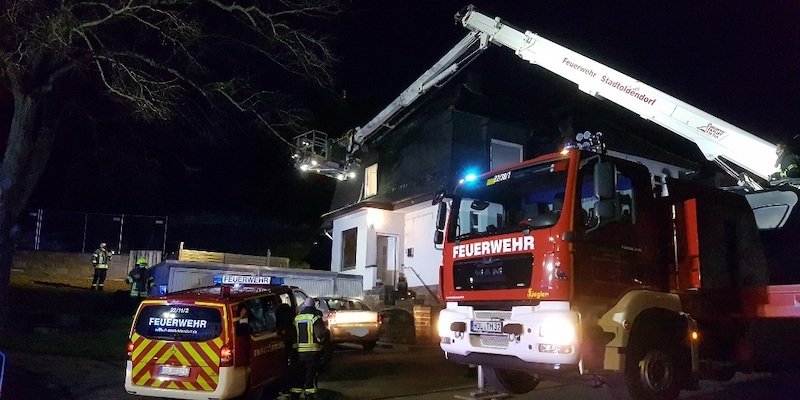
[127,341,134,360]
[220,344,233,367]
[377,313,383,324]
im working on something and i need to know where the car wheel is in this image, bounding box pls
[362,341,377,351]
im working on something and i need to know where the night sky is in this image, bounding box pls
[328,1,799,141]
[26,1,800,223]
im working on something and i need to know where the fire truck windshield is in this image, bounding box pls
[449,160,569,242]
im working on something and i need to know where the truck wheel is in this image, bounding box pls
[483,367,540,394]
[624,338,682,400]
[362,341,377,351]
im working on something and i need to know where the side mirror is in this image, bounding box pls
[594,162,616,200]
[586,162,619,233]
[436,202,447,231]
[434,230,444,245]
[595,198,617,220]
[432,188,446,205]
[434,202,448,245]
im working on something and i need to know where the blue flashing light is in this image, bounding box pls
[464,173,478,182]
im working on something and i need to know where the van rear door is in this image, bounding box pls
[129,303,226,392]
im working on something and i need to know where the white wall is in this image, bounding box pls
[331,208,404,292]
[371,209,404,286]
[331,209,367,273]
[401,204,442,289]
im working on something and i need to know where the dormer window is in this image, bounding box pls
[365,163,378,198]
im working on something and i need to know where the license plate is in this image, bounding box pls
[159,365,190,377]
[471,321,503,334]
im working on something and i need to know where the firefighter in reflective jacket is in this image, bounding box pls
[91,242,112,291]
[771,141,800,180]
[291,297,327,400]
[125,257,154,310]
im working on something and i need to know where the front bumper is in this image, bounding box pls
[445,352,580,374]
[438,302,581,369]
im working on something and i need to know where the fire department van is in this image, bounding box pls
[124,275,310,400]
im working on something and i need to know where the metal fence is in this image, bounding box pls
[18,209,168,254]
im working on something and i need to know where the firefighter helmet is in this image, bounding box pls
[136,257,148,266]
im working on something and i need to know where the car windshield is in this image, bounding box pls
[324,299,370,311]
[134,304,223,342]
[448,160,569,241]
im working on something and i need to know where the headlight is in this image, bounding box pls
[437,317,449,336]
[539,318,575,344]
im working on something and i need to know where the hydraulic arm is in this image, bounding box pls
[457,5,776,183]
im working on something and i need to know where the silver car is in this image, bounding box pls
[315,297,382,350]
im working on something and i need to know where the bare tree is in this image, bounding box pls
[0,0,339,332]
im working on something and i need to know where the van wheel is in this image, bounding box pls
[237,385,266,400]
[362,341,377,351]
[483,367,540,394]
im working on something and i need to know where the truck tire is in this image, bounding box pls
[483,367,540,394]
[624,336,683,400]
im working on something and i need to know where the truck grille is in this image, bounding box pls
[474,311,512,320]
[471,334,509,349]
[453,253,533,291]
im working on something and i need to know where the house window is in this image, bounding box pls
[490,139,523,170]
[342,227,357,271]
[365,163,378,198]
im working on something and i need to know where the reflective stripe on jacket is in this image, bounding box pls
[125,267,154,297]
[777,153,800,178]
[294,313,322,352]
[92,249,111,268]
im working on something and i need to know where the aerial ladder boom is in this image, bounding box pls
[348,30,490,154]
[458,6,777,184]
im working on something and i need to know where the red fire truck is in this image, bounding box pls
[427,5,800,400]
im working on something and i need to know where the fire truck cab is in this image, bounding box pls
[434,139,773,398]
[124,275,310,400]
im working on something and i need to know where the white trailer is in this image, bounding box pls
[149,259,364,298]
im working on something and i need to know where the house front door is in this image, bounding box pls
[377,235,398,286]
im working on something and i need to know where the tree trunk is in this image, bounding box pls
[0,88,57,336]
[0,228,13,338]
